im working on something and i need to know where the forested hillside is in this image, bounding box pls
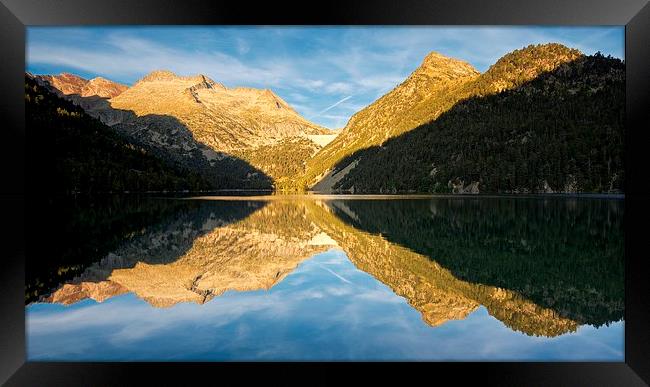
[325,47,625,194]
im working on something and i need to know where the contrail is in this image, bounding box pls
[317,95,352,115]
[317,263,352,284]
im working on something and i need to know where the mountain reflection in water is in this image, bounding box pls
[26,196,624,361]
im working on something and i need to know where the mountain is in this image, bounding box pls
[110,70,328,148]
[111,70,334,190]
[302,51,481,190]
[304,44,625,194]
[35,72,128,98]
[35,70,335,191]
[25,74,211,194]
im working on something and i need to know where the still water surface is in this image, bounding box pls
[26,195,624,361]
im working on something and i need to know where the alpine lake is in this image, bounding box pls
[26,194,624,361]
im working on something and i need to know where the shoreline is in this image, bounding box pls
[182,192,626,201]
[47,191,626,200]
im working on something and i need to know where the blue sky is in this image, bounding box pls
[27,26,624,129]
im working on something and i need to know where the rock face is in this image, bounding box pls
[448,179,480,194]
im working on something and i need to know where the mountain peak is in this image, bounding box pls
[421,50,453,64]
[59,72,86,80]
[191,74,225,89]
[487,43,583,75]
[138,69,179,83]
[520,42,581,56]
[52,72,88,89]
[83,77,128,98]
[136,71,226,91]
[196,74,213,82]
[415,51,480,81]
[262,88,280,99]
[35,72,126,98]
[258,88,291,110]
[481,43,584,90]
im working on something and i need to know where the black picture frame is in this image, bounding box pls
[1,0,648,385]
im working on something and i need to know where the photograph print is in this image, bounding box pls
[25,26,625,361]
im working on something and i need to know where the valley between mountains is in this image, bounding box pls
[27,43,625,194]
